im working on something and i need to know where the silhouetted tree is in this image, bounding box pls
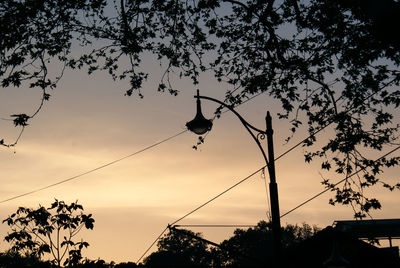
[3,199,95,268]
[143,221,319,267]
[216,221,320,267]
[0,250,52,268]
[68,258,140,268]
[144,228,213,267]
[1,0,399,216]
[114,262,139,268]
[79,258,110,268]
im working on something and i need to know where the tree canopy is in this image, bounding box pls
[1,0,399,217]
[3,199,95,267]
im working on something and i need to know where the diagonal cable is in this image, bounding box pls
[137,166,265,263]
[136,226,169,263]
[0,130,187,204]
[170,166,265,226]
[280,145,400,218]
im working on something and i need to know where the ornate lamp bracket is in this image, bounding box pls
[194,93,270,168]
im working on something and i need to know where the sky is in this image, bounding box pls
[0,56,399,263]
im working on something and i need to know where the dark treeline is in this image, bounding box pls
[1,221,319,267]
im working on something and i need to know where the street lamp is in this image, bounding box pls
[185,91,213,135]
[186,90,282,263]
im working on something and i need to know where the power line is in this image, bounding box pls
[136,166,264,264]
[1,89,264,203]
[275,78,392,161]
[0,130,187,204]
[280,145,400,218]
[261,168,272,221]
[170,166,265,226]
[136,226,169,263]
[174,224,256,228]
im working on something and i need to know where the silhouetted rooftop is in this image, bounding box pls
[334,219,400,239]
[285,225,400,268]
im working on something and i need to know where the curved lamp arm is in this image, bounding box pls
[196,94,269,167]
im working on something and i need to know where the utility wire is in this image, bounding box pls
[174,224,256,228]
[137,226,169,263]
[136,166,265,263]
[1,89,264,203]
[170,166,265,226]
[261,168,272,221]
[0,130,187,204]
[275,78,393,161]
[280,145,400,218]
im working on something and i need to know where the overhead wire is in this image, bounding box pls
[169,166,265,226]
[1,89,267,203]
[274,78,392,161]
[174,224,256,228]
[261,168,272,221]
[280,145,400,218]
[136,226,169,263]
[136,165,265,264]
[0,130,187,204]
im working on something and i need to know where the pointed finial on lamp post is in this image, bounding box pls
[186,90,213,135]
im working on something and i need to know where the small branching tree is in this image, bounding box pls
[3,199,95,268]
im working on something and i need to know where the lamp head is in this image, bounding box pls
[186,90,213,135]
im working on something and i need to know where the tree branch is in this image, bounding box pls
[222,0,249,10]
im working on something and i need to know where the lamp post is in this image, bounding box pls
[186,90,282,264]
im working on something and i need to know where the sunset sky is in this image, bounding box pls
[0,52,399,263]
